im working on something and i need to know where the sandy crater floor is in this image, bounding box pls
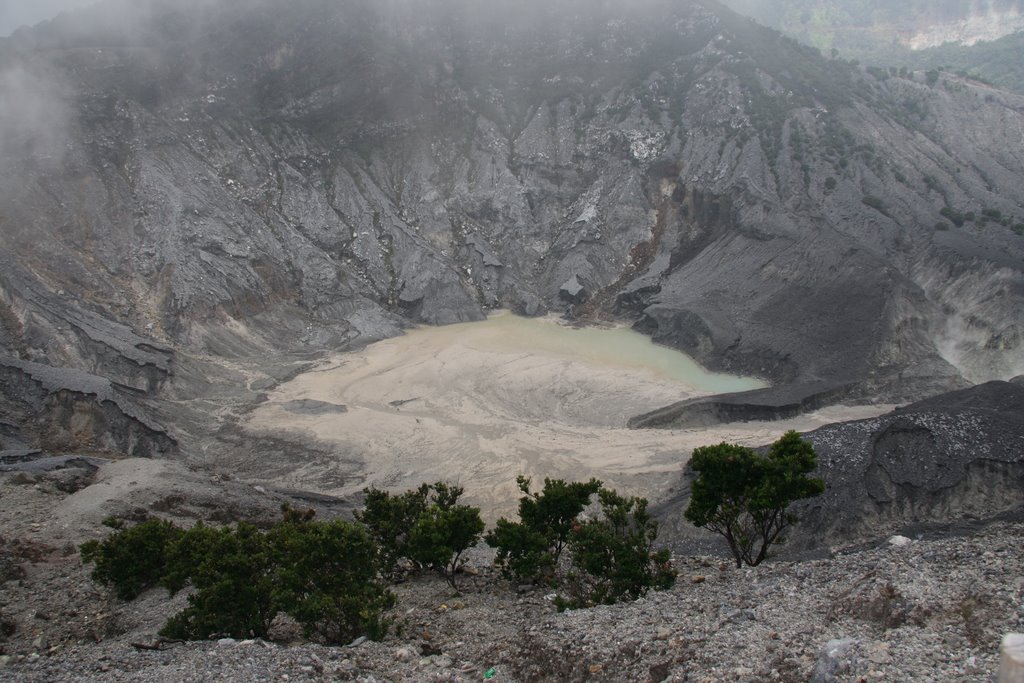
[245,314,891,519]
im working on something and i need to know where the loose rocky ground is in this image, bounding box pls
[1,466,1022,682]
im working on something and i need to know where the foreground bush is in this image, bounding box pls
[685,430,825,567]
[271,511,395,642]
[485,476,601,583]
[160,522,277,640]
[355,484,430,572]
[79,517,183,600]
[557,489,676,609]
[357,482,485,589]
[488,477,675,606]
[81,509,394,643]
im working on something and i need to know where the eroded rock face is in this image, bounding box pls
[0,0,1021,456]
[0,359,176,458]
[657,380,1024,553]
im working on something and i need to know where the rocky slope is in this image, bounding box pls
[0,0,1022,461]
[653,378,1024,555]
[1,458,1023,682]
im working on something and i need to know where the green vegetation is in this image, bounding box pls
[90,446,852,641]
[940,206,966,227]
[81,508,395,643]
[487,478,676,609]
[270,508,395,643]
[80,517,183,601]
[685,431,825,568]
[355,483,431,572]
[557,489,675,609]
[82,473,676,644]
[357,482,485,589]
[406,484,486,589]
[159,522,279,640]
[486,476,602,583]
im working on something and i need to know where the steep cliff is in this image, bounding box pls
[656,379,1024,554]
[0,0,1022,455]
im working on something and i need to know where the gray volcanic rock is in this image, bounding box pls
[656,380,1024,554]
[796,380,1024,549]
[0,0,1021,457]
[628,380,858,428]
[280,399,347,416]
[0,357,176,458]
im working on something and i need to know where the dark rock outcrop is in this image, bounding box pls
[795,380,1024,549]
[628,381,858,428]
[656,380,1024,554]
[0,358,176,458]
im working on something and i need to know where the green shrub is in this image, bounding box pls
[557,489,676,609]
[685,431,824,568]
[271,515,394,643]
[79,517,183,600]
[407,484,485,590]
[485,476,601,583]
[485,518,552,582]
[355,484,430,571]
[356,481,483,587]
[83,510,395,644]
[923,174,944,195]
[160,522,277,640]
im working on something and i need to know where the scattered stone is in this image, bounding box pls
[721,607,757,624]
[811,638,861,683]
[888,536,912,547]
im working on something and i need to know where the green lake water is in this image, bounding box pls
[432,312,768,394]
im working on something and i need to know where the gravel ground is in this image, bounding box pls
[2,471,1023,682]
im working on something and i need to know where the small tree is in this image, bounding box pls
[557,488,676,609]
[406,484,485,590]
[354,484,430,572]
[485,476,601,582]
[685,430,824,568]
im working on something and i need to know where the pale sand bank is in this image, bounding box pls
[246,314,893,519]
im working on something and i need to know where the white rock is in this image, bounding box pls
[888,535,913,547]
